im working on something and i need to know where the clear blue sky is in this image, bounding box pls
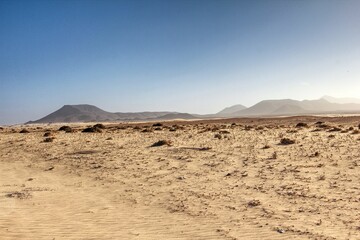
[1,0,360,124]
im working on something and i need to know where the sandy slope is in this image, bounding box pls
[0,162,225,240]
[1,117,360,239]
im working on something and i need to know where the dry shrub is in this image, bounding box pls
[43,137,54,142]
[280,138,295,145]
[310,151,320,157]
[318,124,330,129]
[244,125,253,131]
[19,129,30,133]
[219,130,230,134]
[43,132,52,137]
[174,124,184,130]
[211,126,220,132]
[82,127,102,133]
[152,123,163,127]
[198,147,212,151]
[93,123,106,129]
[141,128,153,133]
[255,126,264,130]
[72,150,101,155]
[318,174,326,180]
[296,122,308,128]
[248,199,261,207]
[262,145,271,149]
[150,140,172,147]
[58,126,73,132]
[328,127,342,132]
[214,133,222,139]
[311,128,322,132]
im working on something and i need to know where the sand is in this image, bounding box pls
[1,116,360,239]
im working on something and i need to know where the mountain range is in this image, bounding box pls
[27,96,360,123]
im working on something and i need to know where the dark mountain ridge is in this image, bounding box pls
[27,105,185,123]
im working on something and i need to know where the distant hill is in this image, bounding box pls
[232,98,360,116]
[27,105,195,123]
[321,95,360,104]
[216,104,247,117]
[27,96,360,124]
[27,105,114,123]
[235,99,300,116]
[155,113,197,120]
[271,104,306,115]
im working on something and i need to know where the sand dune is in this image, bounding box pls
[1,116,360,239]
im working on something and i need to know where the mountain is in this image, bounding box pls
[235,99,300,116]
[216,104,247,117]
[321,95,360,104]
[271,104,306,115]
[27,105,113,123]
[27,105,195,123]
[232,98,360,116]
[27,96,360,124]
[155,113,197,120]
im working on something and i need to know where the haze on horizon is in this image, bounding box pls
[1,0,360,125]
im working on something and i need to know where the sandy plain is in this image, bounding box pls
[1,116,360,240]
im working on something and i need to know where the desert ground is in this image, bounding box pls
[1,116,360,239]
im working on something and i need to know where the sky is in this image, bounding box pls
[1,0,360,124]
